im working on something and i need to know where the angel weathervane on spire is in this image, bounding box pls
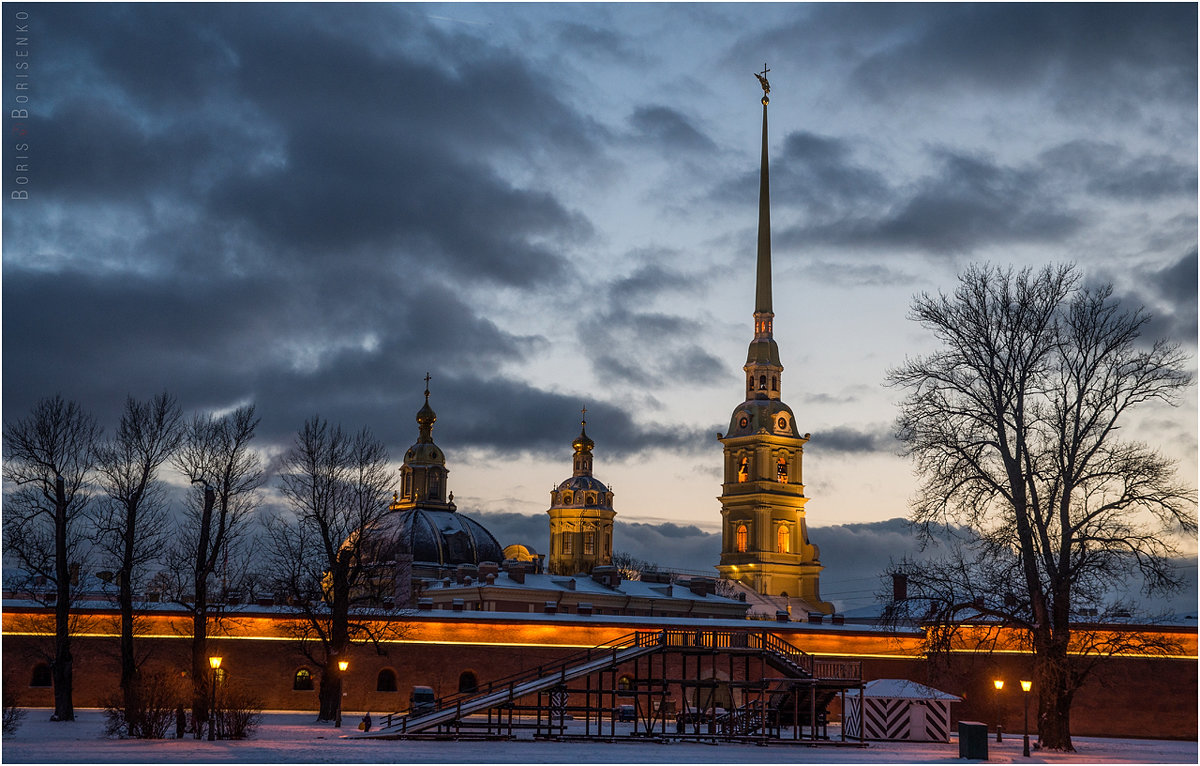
[754,64,770,95]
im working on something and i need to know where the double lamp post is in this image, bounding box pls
[993,676,1034,757]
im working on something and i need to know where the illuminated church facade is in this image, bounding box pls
[715,86,832,612]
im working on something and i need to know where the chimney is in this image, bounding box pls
[452,598,465,612]
[775,609,790,623]
[485,573,495,585]
[832,613,845,625]
[509,565,526,585]
[417,597,433,611]
[892,573,908,603]
[689,577,714,597]
[478,561,500,579]
[591,566,620,589]
[257,597,275,608]
[807,612,824,624]
[543,601,557,615]
[577,603,593,616]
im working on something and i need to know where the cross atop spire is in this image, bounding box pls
[423,372,431,402]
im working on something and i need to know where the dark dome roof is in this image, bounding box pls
[361,508,503,569]
[554,475,609,494]
[727,398,799,437]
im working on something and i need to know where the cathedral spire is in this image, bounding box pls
[755,65,772,317]
[744,68,782,401]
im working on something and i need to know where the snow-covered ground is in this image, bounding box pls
[2,709,1195,764]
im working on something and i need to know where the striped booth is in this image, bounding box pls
[844,679,961,742]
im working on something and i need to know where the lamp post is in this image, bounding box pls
[335,660,349,728]
[992,679,1004,742]
[208,656,222,741]
[1020,680,1032,757]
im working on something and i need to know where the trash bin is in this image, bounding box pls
[958,720,989,760]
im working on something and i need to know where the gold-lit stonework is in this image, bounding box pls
[546,411,616,576]
[716,75,832,612]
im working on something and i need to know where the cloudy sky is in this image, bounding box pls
[4,3,1196,611]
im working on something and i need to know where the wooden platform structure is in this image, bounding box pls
[369,629,864,744]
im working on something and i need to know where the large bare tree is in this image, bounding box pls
[2,395,101,721]
[268,416,399,724]
[885,263,1195,750]
[169,405,264,733]
[93,392,183,730]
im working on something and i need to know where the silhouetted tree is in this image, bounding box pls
[93,392,183,730]
[267,416,399,723]
[169,405,264,734]
[885,264,1195,751]
[2,395,101,721]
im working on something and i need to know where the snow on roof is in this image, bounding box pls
[864,679,961,701]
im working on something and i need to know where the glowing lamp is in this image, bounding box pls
[993,679,1004,691]
[1021,680,1032,692]
[338,660,349,672]
[209,656,222,670]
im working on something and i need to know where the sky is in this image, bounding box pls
[3,3,1197,611]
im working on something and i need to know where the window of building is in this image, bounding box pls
[293,668,314,691]
[587,493,596,505]
[458,671,478,694]
[402,472,410,498]
[584,535,594,555]
[771,376,778,391]
[429,472,440,498]
[30,663,51,687]
[776,457,788,483]
[777,526,790,553]
[759,374,767,390]
[377,668,398,692]
[617,675,633,694]
[563,536,573,555]
[737,457,749,483]
[562,492,572,505]
[736,525,748,553]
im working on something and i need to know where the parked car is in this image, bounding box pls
[410,685,436,715]
[616,704,636,722]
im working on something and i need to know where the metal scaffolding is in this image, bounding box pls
[374,629,865,745]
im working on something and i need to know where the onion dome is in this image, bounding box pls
[359,507,503,571]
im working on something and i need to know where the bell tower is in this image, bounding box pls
[547,411,616,576]
[715,72,832,613]
[392,374,455,513]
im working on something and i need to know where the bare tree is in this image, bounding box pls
[267,416,399,723]
[885,263,1195,750]
[169,405,264,734]
[611,551,652,581]
[2,395,101,721]
[93,392,183,729]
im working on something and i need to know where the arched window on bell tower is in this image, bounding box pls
[777,525,790,553]
[737,457,749,483]
[736,524,749,553]
[776,456,788,483]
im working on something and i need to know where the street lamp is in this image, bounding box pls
[208,656,222,741]
[992,679,1004,742]
[335,660,349,728]
[1020,680,1032,757]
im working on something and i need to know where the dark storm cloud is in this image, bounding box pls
[2,3,636,461]
[1037,141,1197,202]
[555,21,649,65]
[745,4,1196,115]
[846,4,1197,110]
[578,262,731,389]
[628,105,717,154]
[776,147,1082,256]
[1116,249,1199,347]
[810,425,896,455]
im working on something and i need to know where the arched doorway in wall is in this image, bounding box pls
[458,670,478,694]
[377,668,398,692]
[293,668,314,691]
[30,663,51,687]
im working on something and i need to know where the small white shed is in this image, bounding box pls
[844,679,961,742]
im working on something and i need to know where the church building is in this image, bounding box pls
[546,413,616,576]
[715,82,833,613]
